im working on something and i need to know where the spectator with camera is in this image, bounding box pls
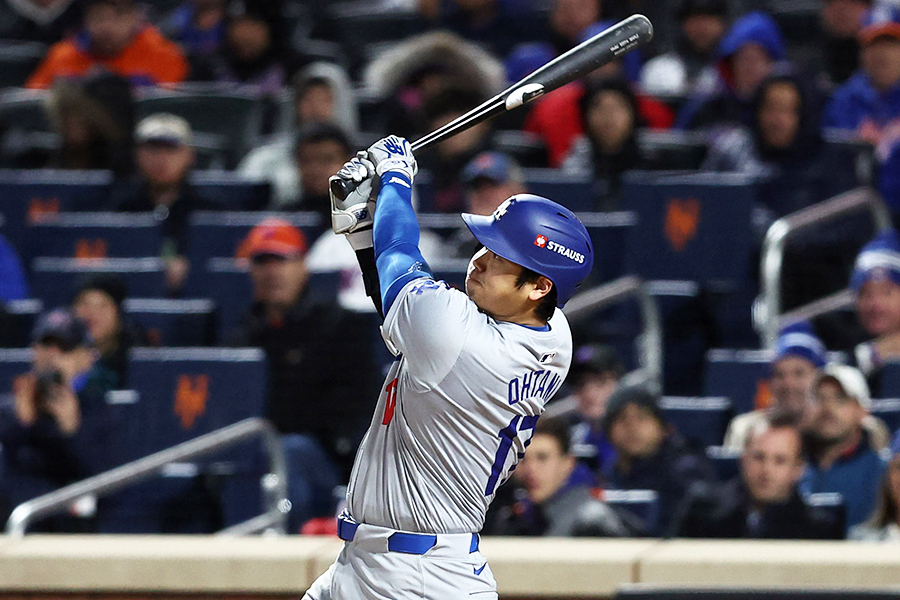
[0,309,117,530]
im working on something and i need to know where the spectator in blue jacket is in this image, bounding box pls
[0,233,29,302]
[824,5,900,215]
[0,309,118,531]
[801,364,887,530]
[162,0,227,58]
[602,385,715,535]
[677,11,786,131]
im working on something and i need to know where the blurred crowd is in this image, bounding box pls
[2,0,900,541]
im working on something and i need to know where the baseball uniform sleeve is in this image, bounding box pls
[382,279,473,391]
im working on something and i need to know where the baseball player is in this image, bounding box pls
[303,135,594,600]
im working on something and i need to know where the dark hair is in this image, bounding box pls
[515,267,557,323]
[579,77,643,133]
[294,122,351,155]
[745,409,803,458]
[534,416,572,455]
[422,88,487,124]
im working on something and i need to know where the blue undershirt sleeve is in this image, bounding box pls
[373,172,432,313]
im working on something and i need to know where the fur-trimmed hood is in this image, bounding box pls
[363,30,505,100]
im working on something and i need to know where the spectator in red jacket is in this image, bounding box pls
[26,0,188,89]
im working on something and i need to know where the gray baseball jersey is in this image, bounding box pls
[345,277,572,534]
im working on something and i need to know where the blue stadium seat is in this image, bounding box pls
[660,396,732,449]
[621,171,756,286]
[880,362,900,398]
[602,489,660,536]
[0,348,32,401]
[22,212,162,262]
[706,445,741,482]
[870,398,900,436]
[123,298,217,347]
[190,171,273,210]
[100,347,269,533]
[30,257,167,307]
[703,349,771,417]
[185,211,325,278]
[0,170,113,248]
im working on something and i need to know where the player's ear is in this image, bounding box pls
[528,276,553,302]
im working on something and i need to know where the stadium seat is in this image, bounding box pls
[185,211,325,274]
[100,347,269,533]
[659,396,732,450]
[703,349,771,417]
[601,488,660,537]
[189,171,273,211]
[22,212,162,262]
[879,362,900,398]
[621,171,756,287]
[30,257,167,307]
[870,398,900,436]
[0,88,54,167]
[637,130,708,171]
[0,348,32,402]
[135,89,266,169]
[0,170,113,247]
[0,299,42,348]
[706,445,741,482]
[0,44,48,88]
[123,298,217,347]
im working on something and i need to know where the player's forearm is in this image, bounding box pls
[373,172,431,311]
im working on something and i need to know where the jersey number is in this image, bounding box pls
[484,414,539,496]
[382,378,398,425]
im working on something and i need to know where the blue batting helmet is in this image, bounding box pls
[462,194,594,307]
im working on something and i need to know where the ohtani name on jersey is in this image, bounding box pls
[546,240,585,264]
[508,369,562,405]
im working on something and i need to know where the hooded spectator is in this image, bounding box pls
[547,0,601,55]
[640,0,729,98]
[677,11,786,130]
[562,77,648,209]
[0,0,81,44]
[824,4,900,217]
[25,0,188,88]
[362,31,505,139]
[238,61,358,207]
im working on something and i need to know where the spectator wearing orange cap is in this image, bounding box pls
[25,0,188,89]
[230,218,379,531]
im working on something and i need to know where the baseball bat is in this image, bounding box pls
[331,14,653,200]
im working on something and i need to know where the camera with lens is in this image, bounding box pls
[33,369,64,410]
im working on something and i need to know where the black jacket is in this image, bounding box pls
[229,291,378,474]
[116,181,210,257]
[672,478,844,540]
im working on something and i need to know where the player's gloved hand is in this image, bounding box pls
[329,153,378,249]
[367,135,417,182]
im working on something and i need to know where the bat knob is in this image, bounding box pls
[330,176,356,202]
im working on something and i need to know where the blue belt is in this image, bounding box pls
[337,518,479,555]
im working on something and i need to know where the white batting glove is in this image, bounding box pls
[329,153,378,245]
[367,135,417,182]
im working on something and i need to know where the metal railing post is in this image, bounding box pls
[757,187,892,348]
[565,276,663,394]
[6,417,287,538]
